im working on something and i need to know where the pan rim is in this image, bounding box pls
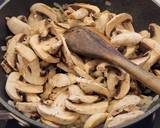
[0,0,160,128]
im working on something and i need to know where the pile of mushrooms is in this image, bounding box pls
[1,2,160,128]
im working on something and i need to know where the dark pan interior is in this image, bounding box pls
[0,0,160,128]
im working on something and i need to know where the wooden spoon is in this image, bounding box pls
[64,26,160,95]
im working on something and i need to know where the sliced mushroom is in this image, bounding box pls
[65,100,108,115]
[30,3,58,22]
[95,11,112,33]
[6,17,31,35]
[107,71,119,97]
[105,110,144,128]
[37,91,79,125]
[1,60,12,73]
[69,3,100,15]
[68,74,110,97]
[139,30,151,38]
[149,23,160,43]
[115,74,130,99]
[26,93,41,102]
[30,35,59,63]
[5,72,22,101]
[40,118,60,128]
[57,62,76,74]
[105,13,132,37]
[49,73,71,87]
[69,8,89,20]
[108,95,141,116]
[122,21,134,32]
[15,102,37,113]
[73,66,93,80]
[141,38,160,70]
[16,43,37,62]
[111,32,142,48]
[17,55,47,85]
[15,81,43,93]
[40,83,53,100]
[84,113,108,128]
[83,16,95,26]
[124,46,137,58]
[68,85,98,103]
[6,33,24,69]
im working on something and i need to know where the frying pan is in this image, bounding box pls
[0,0,160,128]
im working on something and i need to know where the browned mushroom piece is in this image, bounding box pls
[149,23,160,43]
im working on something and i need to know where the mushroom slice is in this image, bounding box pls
[17,55,47,85]
[15,102,37,113]
[111,32,142,48]
[15,81,43,93]
[40,83,53,100]
[68,85,98,103]
[95,11,112,33]
[69,8,89,20]
[1,60,12,73]
[130,53,150,65]
[115,74,130,99]
[83,16,95,26]
[57,62,76,74]
[65,100,108,115]
[6,17,31,35]
[40,118,60,128]
[49,73,71,87]
[141,38,160,70]
[5,72,22,101]
[122,21,134,32]
[105,13,132,37]
[69,3,100,15]
[68,74,110,97]
[6,33,24,69]
[84,113,108,128]
[73,66,93,80]
[37,91,79,125]
[139,30,151,38]
[149,23,160,43]
[124,46,137,58]
[30,3,58,22]
[26,94,41,102]
[107,71,119,97]
[108,95,141,116]
[30,35,59,63]
[16,43,37,62]
[105,110,144,128]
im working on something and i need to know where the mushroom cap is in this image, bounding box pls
[5,72,22,101]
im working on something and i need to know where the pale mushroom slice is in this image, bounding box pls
[111,32,142,48]
[83,113,108,128]
[30,3,58,22]
[26,94,41,102]
[40,118,60,128]
[114,74,130,99]
[16,43,37,62]
[6,17,31,35]
[57,62,76,74]
[149,23,160,43]
[15,81,43,94]
[73,66,93,80]
[40,83,53,100]
[68,85,98,103]
[29,35,59,63]
[108,95,141,116]
[49,73,71,87]
[139,30,151,38]
[37,91,79,125]
[124,46,137,58]
[105,13,132,37]
[95,11,112,33]
[69,3,100,15]
[5,33,24,69]
[17,55,47,85]
[105,110,144,128]
[68,74,110,97]
[141,38,160,70]
[107,71,119,97]
[69,8,89,20]
[122,21,134,32]
[65,100,108,115]
[5,72,22,101]
[15,102,38,113]
[83,16,95,26]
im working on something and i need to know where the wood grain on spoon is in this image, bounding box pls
[64,26,160,95]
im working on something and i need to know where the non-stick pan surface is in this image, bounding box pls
[0,0,160,128]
